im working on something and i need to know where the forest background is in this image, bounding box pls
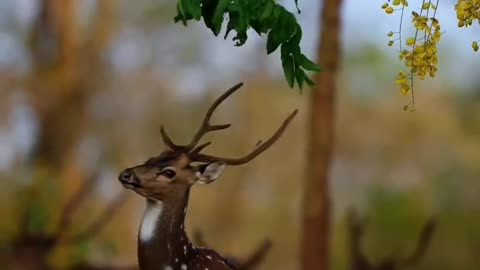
[0,0,479,269]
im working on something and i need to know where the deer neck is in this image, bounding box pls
[138,187,192,270]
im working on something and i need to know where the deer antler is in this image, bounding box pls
[160,82,298,165]
[189,109,298,165]
[160,82,243,151]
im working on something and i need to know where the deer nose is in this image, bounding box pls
[119,169,134,183]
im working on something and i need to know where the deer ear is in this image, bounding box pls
[195,162,226,184]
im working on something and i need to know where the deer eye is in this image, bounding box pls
[160,167,176,179]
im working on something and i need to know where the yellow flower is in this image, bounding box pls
[385,7,394,14]
[473,41,479,52]
[400,84,410,96]
[406,38,415,46]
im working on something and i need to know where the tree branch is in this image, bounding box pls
[237,239,272,270]
[396,217,436,268]
[347,209,371,270]
[57,171,100,236]
[64,193,127,243]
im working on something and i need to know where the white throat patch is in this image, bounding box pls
[140,201,163,242]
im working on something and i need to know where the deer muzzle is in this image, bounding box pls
[118,169,142,189]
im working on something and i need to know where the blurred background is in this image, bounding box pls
[0,0,479,269]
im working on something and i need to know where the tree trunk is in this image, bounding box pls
[302,0,343,269]
[29,0,81,170]
[29,0,115,169]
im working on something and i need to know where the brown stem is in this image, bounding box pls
[57,171,100,236]
[396,218,436,268]
[237,239,272,270]
[64,193,127,243]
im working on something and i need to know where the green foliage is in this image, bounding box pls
[100,239,119,257]
[174,0,321,89]
[71,239,91,265]
[17,175,60,235]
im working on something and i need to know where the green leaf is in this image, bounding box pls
[247,0,263,10]
[297,53,321,72]
[233,32,248,46]
[227,1,249,46]
[211,0,230,36]
[290,24,302,49]
[295,64,305,89]
[281,39,300,60]
[251,1,277,34]
[174,2,187,25]
[185,0,202,20]
[304,74,316,87]
[174,0,321,90]
[260,0,275,22]
[71,239,91,265]
[282,55,295,88]
[202,0,220,31]
[224,19,235,39]
[26,203,48,234]
[266,7,297,54]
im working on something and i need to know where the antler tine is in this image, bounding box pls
[160,125,181,150]
[190,141,212,155]
[185,82,244,151]
[190,109,298,165]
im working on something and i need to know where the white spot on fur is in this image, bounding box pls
[140,201,163,242]
[206,255,212,260]
[181,264,187,270]
[163,266,173,270]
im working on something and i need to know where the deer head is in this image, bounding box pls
[118,82,297,202]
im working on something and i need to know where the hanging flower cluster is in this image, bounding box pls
[382,0,441,111]
[455,0,480,51]
[382,0,480,110]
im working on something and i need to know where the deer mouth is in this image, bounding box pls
[121,181,142,189]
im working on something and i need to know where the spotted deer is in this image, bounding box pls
[118,82,297,270]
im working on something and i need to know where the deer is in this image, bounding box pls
[117,82,297,270]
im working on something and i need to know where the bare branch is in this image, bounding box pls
[64,193,128,243]
[237,239,272,270]
[57,171,100,235]
[397,217,436,268]
[346,209,436,270]
[347,209,371,270]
